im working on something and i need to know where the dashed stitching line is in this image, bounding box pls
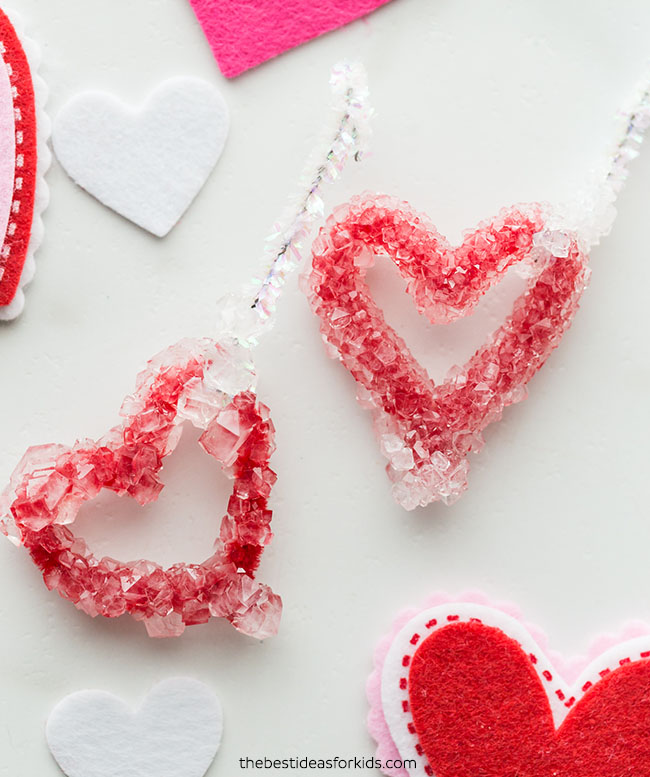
[396,611,650,776]
[0,16,38,306]
[0,34,22,276]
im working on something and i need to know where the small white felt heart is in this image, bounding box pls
[46,678,223,777]
[53,78,229,237]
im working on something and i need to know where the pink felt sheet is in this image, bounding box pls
[188,0,393,77]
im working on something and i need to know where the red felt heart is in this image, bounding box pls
[407,621,650,776]
[308,195,589,509]
[1,339,281,638]
[0,8,38,308]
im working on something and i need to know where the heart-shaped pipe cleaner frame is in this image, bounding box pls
[306,67,650,509]
[0,62,372,638]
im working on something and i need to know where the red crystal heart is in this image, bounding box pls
[308,195,589,509]
[408,621,650,776]
[0,339,281,638]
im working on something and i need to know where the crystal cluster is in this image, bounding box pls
[0,338,281,638]
[0,62,373,639]
[307,195,590,509]
[546,69,650,249]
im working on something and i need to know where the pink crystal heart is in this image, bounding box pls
[0,338,281,638]
[308,195,590,509]
[188,0,394,78]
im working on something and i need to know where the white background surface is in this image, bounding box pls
[2,0,650,774]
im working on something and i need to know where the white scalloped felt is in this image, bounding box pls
[0,8,50,322]
[368,592,650,777]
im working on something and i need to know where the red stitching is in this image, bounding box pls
[399,611,650,777]
[0,36,18,270]
[0,13,36,307]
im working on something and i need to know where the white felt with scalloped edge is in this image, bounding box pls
[379,603,650,777]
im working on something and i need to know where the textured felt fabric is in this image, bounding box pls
[53,78,229,237]
[409,621,650,777]
[47,678,223,777]
[188,0,394,78]
[0,8,38,309]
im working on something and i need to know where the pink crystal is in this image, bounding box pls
[0,339,282,638]
[307,195,590,509]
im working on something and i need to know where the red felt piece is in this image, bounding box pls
[0,8,37,308]
[408,622,650,776]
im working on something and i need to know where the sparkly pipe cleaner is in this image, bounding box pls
[216,61,372,346]
[550,66,650,248]
[607,72,650,194]
[0,62,372,638]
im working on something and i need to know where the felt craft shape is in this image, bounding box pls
[188,0,393,77]
[0,8,50,321]
[369,593,650,777]
[52,78,229,237]
[46,678,223,777]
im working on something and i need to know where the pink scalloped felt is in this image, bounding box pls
[367,592,650,777]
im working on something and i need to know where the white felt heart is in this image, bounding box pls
[53,78,229,237]
[46,678,223,777]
